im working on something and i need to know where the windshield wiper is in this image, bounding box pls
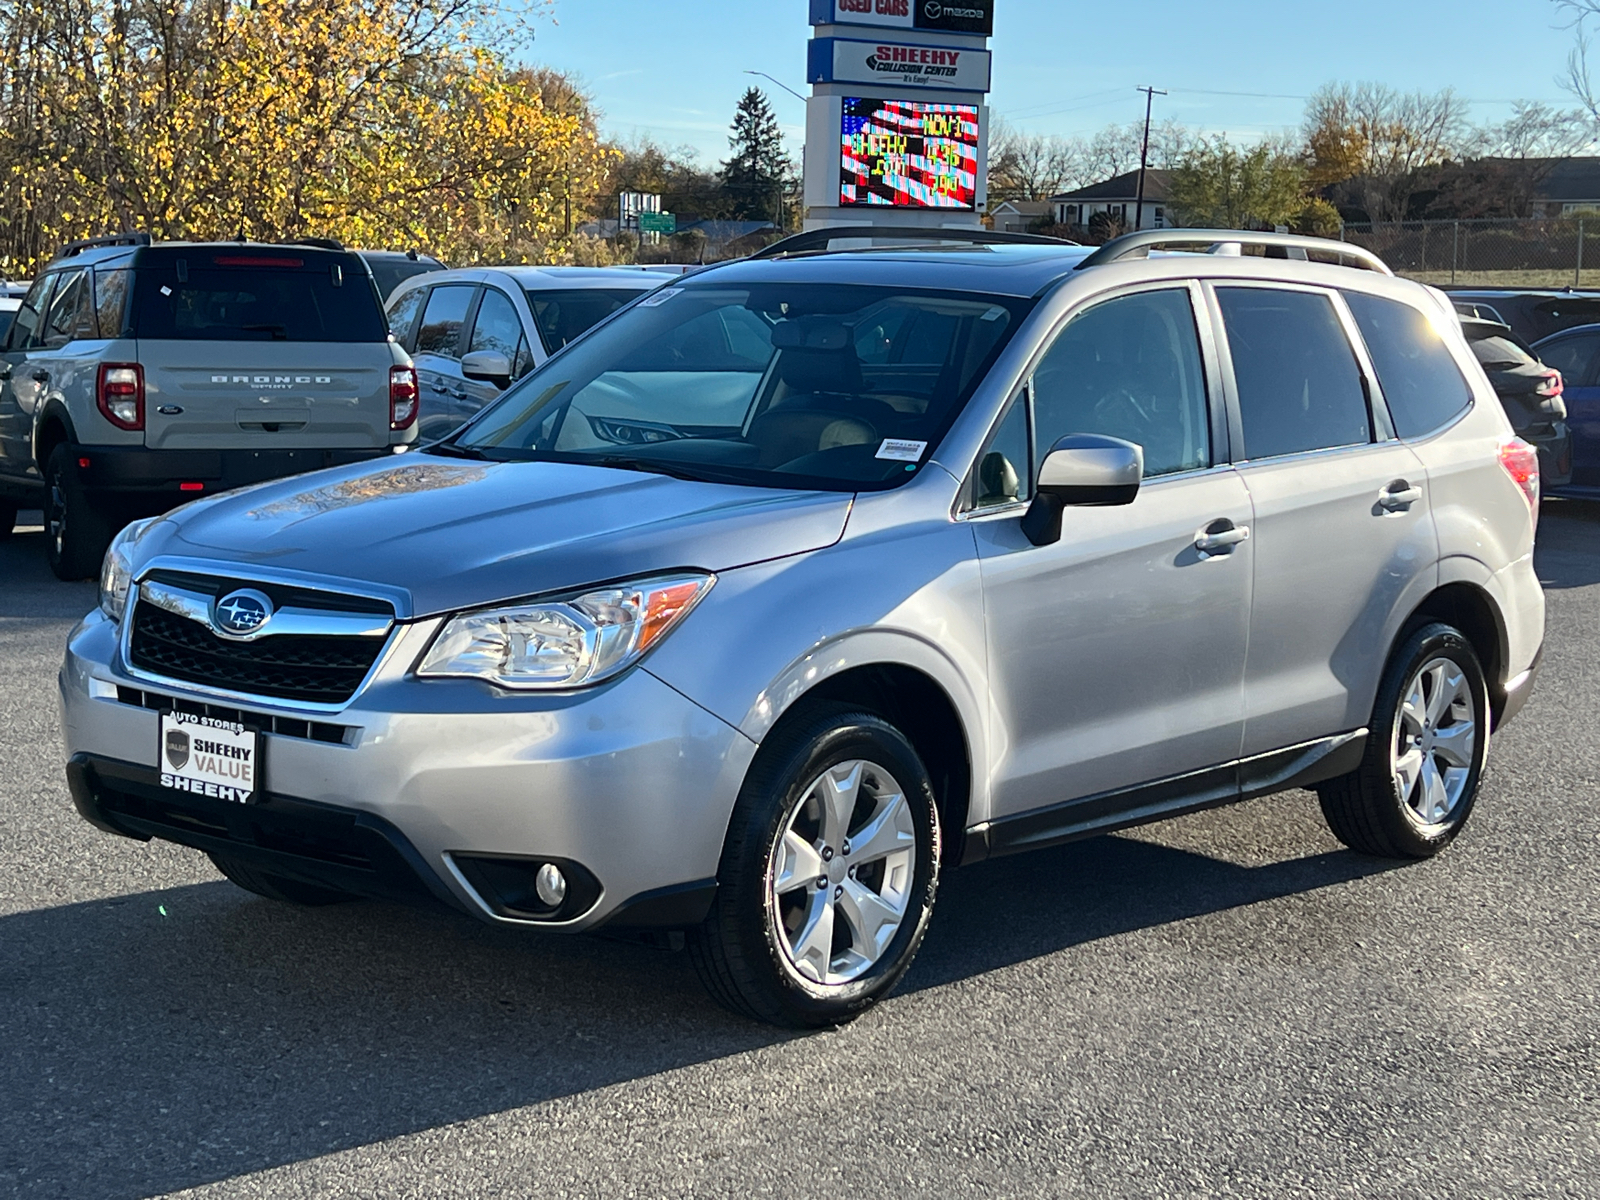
[424,441,493,460]
[240,323,288,340]
[584,454,723,483]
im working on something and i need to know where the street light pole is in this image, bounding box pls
[1134,85,1166,234]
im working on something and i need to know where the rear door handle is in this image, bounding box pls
[1378,480,1423,511]
[1195,519,1250,556]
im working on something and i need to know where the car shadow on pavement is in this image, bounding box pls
[1537,500,1600,589]
[0,828,1397,1199]
[0,523,99,619]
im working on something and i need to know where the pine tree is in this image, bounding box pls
[722,87,792,223]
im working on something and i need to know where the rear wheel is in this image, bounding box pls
[1317,622,1489,858]
[690,707,940,1028]
[208,852,355,907]
[43,445,112,580]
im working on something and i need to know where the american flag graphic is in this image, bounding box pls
[840,97,979,209]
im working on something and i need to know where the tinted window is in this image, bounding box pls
[385,285,428,348]
[130,258,386,342]
[468,289,530,376]
[42,269,90,347]
[0,309,13,343]
[415,285,475,357]
[1218,288,1371,459]
[1468,334,1535,368]
[7,274,54,349]
[1031,288,1210,478]
[525,288,651,354]
[367,259,441,303]
[457,284,1027,492]
[1534,334,1600,385]
[94,269,131,338]
[1344,291,1473,439]
[969,395,1031,509]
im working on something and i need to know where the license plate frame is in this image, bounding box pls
[157,710,261,804]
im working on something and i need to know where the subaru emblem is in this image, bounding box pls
[214,588,273,637]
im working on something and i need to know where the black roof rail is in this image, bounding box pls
[287,237,346,251]
[53,232,152,261]
[1073,229,1392,275]
[749,225,1079,260]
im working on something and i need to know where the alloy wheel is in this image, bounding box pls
[767,759,917,987]
[1391,655,1478,828]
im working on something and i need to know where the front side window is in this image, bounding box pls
[524,287,653,355]
[5,274,55,350]
[1217,287,1372,460]
[1344,291,1473,439]
[385,284,428,349]
[414,284,475,357]
[468,288,531,376]
[1030,288,1211,478]
[452,283,1029,491]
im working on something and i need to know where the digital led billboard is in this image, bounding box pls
[839,97,979,209]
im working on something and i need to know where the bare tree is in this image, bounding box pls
[1083,118,1191,181]
[1303,82,1469,221]
[987,119,1086,201]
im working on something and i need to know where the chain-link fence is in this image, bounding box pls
[1340,218,1600,288]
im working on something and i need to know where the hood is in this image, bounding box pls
[133,455,853,617]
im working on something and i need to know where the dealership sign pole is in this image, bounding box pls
[802,1,995,231]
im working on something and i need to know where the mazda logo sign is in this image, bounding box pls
[214,589,273,636]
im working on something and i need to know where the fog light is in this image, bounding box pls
[535,863,567,907]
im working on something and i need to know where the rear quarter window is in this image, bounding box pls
[1343,291,1474,439]
[129,256,386,342]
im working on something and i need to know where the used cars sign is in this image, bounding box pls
[810,0,996,37]
[808,37,993,92]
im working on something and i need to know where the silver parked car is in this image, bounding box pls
[62,229,1545,1027]
[384,266,668,440]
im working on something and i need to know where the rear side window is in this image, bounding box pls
[385,284,428,348]
[415,284,475,357]
[130,256,386,342]
[94,269,131,338]
[525,288,649,354]
[41,269,93,347]
[1217,287,1371,460]
[1534,333,1600,385]
[1344,292,1473,439]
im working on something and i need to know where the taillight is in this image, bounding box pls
[1536,370,1564,398]
[389,365,418,431]
[97,363,144,431]
[1499,437,1540,520]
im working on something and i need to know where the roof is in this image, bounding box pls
[395,265,669,293]
[1049,169,1172,204]
[682,243,1097,299]
[1528,157,1600,202]
[989,200,1053,216]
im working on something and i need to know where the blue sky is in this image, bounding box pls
[527,0,1586,163]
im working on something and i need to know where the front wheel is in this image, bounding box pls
[1317,622,1490,858]
[690,707,941,1028]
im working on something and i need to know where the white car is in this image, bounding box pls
[385,267,670,439]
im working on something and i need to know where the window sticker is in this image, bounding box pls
[876,438,928,462]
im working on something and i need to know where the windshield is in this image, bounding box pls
[450,282,1028,490]
[523,287,658,355]
[1469,333,1535,368]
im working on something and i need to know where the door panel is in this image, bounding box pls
[0,274,56,472]
[976,469,1254,818]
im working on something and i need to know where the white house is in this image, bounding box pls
[1049,169,1172,233]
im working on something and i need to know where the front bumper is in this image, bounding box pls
[61,610,757,931]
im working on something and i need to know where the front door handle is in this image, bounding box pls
[1378,479,1423,511]
[1195,518,1250,556]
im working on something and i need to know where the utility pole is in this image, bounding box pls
[1134,86,1167,234]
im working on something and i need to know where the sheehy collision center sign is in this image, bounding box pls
[810,0,996,38]
[809,38,992,92]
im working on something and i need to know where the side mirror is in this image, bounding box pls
[461,350,512,388]
[1020,434,1143,546]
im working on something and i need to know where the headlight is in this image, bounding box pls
[99,519,155,622]
[417,574,713,690]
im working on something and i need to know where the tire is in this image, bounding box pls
[43,445,112,581]
[1317,622,1490,859]
[689,706,941,1028]
[0,501,16,541]
[208,852,355,907]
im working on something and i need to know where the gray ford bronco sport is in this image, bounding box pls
[0,234,418,578]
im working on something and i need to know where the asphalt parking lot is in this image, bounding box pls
[2,503,1598,1200]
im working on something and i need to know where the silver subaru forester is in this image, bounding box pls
[62,230,1545,1027]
